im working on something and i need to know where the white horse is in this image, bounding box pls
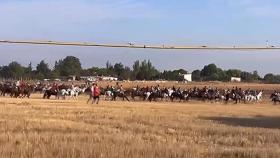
[144,92,151,101]
[256,91,263,102]
[68,87,83,99]
[58,89,68,100]
[245,94,256,102]
[245,91,263,103]
[104,90,114,100]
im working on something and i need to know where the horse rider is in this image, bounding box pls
[52,82,59,92]
[106,85,110,91]
[231,87,235,94]
[151,86,156,92]
[109,86,114,92]
[15,80,20,87]
[120,85,125,94]
[145,86,149,92]
[156,85,161,92]
[71,82,75,89]
[172,86,176,91]
[177,87,181,94]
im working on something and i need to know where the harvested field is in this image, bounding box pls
[0,91,279,158]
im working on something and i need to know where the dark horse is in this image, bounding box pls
[225,90,245,104]
[148,89,169,102]
[271,92,280,104]
[130,88,146,101]
[170,90,188,102]
[112,90,130,101]
[43,88,59,99]
[0,83,33,98]
[17,84,34,98]
[0,83,13,96]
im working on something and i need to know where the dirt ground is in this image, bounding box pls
[0,90,279,158]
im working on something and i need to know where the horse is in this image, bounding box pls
[147,90,163,102]
[104,90,114,100]
[0,83,13,96]
[131,88,146,101]
[43,88,59,99]
[112,90,130,101]
[256,90,263,102]
[68,87,83,99]
[18,84,34,98]
[170,90,186,102]
[244,90,263,103]
[10,86,21,98]
[271,92,280,104]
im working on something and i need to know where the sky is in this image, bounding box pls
[1,0,280,75]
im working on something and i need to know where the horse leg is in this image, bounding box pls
[125,96,130,102]
[149,96,152,102]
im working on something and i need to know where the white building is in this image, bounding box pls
[80,76,97,82]
[181,74,192,82]
[101,76,118,81]
[231,77,241,82]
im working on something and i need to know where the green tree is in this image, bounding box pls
[263,73,280,83]
[114,63,124,78]
[133,60,159,80]
[241,71,254,82]
[106,61,115,76]
[192,70,201,81]
[264,73,275,83]
[132,60,140,80]
[161,69,188,81]
[8,61,25,79]
[201,64,219,81]
[120,66,132,80]
[54,56,82,77]
[0,66,12,78]
[36,60,51,79]
[252,71,260,80]
[225,69,241,81]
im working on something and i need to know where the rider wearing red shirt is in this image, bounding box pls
[52,82,59,92]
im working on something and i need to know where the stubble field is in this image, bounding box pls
[0,82,280,158]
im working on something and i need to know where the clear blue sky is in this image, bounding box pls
[1,0,280,75]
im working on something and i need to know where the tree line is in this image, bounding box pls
[0,56,279,83]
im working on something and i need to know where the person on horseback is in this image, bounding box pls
[52,82,58,92]
[145,86,149,92]
[71,82,75,89]
[20,80,25,88]
[172,86,176,91]
[156,85,160,91]
[110,86,114,92]
[177,87,181,94]
[150,86,154,92]
[120,85,125,94]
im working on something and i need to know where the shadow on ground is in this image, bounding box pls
[202,116,280,129]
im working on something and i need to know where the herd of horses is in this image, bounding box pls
[1,81,280,104]
[110,86,265,104]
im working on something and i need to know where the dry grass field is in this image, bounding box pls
[0,82,280,158]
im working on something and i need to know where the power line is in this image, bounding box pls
[0,40,279,50]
